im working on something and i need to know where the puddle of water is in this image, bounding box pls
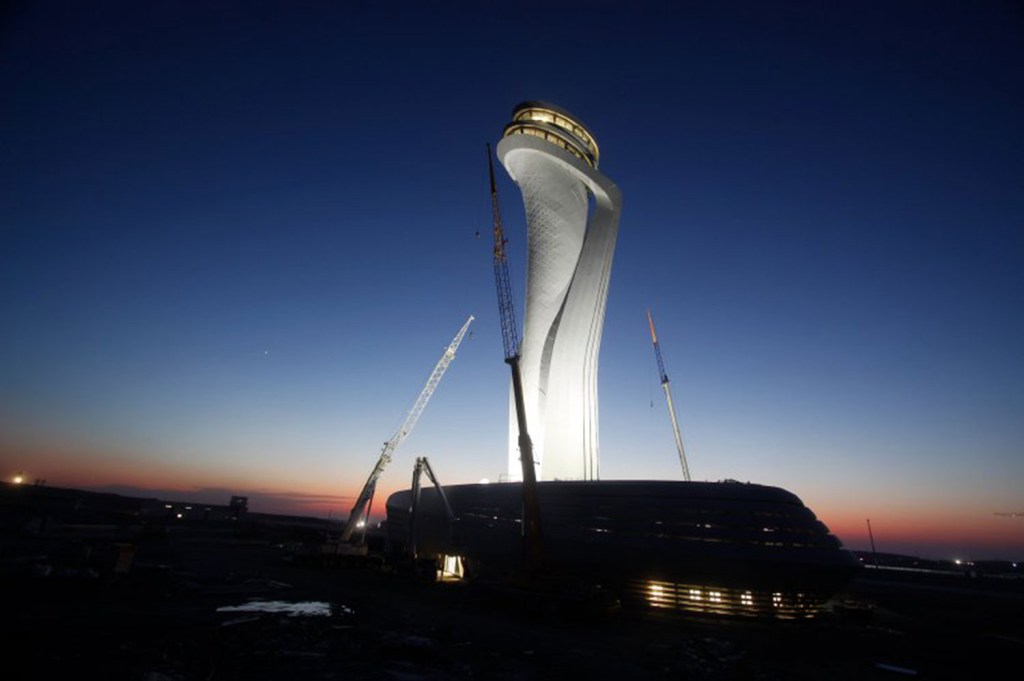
[217,600,347,617]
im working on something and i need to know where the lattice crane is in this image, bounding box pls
[487,143,542,567]
[647,309,692,481]
[339,315,474,543]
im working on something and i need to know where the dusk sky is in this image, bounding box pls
[2,1,1022,560]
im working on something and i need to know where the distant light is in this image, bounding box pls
[479,478,490,485]
[12,474,24,485]
[954,559,962,565]
[356,520,365,528]
[176,513,183,519]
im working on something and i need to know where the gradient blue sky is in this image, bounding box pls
[2,1,1022,559]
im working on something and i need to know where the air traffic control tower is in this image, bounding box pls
[498,101,622,482]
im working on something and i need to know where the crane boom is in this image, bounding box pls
[647,309,691,481]
[487,143,542,568]
[490,145,519,362]
[340,314,474,543]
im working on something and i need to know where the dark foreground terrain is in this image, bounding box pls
[2,484,1021,680]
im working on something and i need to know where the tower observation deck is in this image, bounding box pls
[503,101,601,169]
[497,101,622,482]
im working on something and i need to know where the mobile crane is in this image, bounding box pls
[339,315,474,546]
[647,309,692,481]
[487,143,543,568]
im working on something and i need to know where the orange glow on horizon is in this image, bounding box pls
[0,436,364,518]
[824,505,1023,559]
[4,435,1021,558]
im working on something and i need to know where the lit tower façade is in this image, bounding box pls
[497,101,622,481]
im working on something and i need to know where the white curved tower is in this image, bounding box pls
[497,102,622,481]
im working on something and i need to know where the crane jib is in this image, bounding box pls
[339,315,475,544]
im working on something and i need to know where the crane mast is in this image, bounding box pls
[647,309,692,481]
[490,151,519,363]
[487,143,542,567]
[340,314,474,543]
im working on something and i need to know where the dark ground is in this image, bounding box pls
[2,486,1022,680]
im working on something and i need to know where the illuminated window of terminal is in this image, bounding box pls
[437,555,464,581]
